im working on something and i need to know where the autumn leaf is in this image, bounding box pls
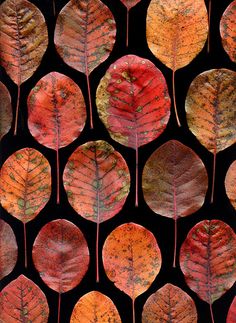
[0,148,51,267]
[146,0,208,126]
[33,219,90,323]
[180,219,236,323]
[142,283,198,323]
[63,140,130,282]
[0,0,48,135]
[0,219,17,280]
[225,160,236,210]
[0,274,49,323]
[227,297,236,323]
[96,54,170,206]
[28,71,86,204]
[220,1,236,63]
[0,82,12,141]
[54,0,116,129]
[142,140,208,267]
[70,291,121,323]
[102,222,162,323]
[185,68,236,203]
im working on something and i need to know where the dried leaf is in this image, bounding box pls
[0,274,49,323]
[63,140,130,282]
[70,291,121,323]
[54,0,116,128]
[220,1,236,63]
[225,160,236,210]
[185,68,236,202]
[103,222,161,322]
[120,0,141,10]
[146,0,208,126]
[142,140,208,267]
[180,219,236,322]
[0,219,17,280]
[28,71,86,204]
[96,54,170,206]
[0,82,12,141]
[0,0,48,135]
[227,297,236,323]
[142,283,197,323]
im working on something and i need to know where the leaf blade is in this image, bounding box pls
[0,82,12,141]
[227,297,236,323]
[225,160,236,211]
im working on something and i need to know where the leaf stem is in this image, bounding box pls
[53,0,56,16]
[86,72,94,129]
[132,298,135,323]
[210,303,215,323]
[57,293,61,323]
[14,84,20,136]
[172,70,181,127]
[210,149,216,204]
[96,222,100,283]
[56,147,60,204]
[135,146,138,207]
[23,222,27,268]
[126,8,129,47]
[173,218,177,268]
[207,0,211,53]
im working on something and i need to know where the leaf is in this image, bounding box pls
[33,219,90,323]
[225,160,236,210]
[220,1,236,63]
[70,291,121,323]
[54,0,116,129]
[102,222,162,322]
[96,54,170,206]
[28,71,86,204]
[63,140,130,282]
[0,219,17,280]
[146,0,208,126]
[227,297,236,323]
[0,147,51,267]
[185,68,236,203]
[0,274,49,323]
[120,0,141,10]
[0,0,48,135]
[142,283,198,323]
[0,82,12,141]
[142,140,208,267]
[180,219,236,323]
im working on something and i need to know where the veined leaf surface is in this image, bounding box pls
[70,291,121,323]
[0,219,17,280]
[0,82,12,141]
[103,222,161,323]
[0,275,49,323]
[180,219,236,323]
[142,283,197,323]
[225,160,236,210]
[63,140,130,282]
[227,297,236,323]
[142,140,208,267]
[54,0,116,128]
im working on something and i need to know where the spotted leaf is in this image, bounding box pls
[0,82,12,141]
[225,160,236,210]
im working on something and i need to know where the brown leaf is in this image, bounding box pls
[0,219,17,280]
[227,297,236,323]
[225,160,236,210]
[0,274,49,323]
[0,82,12,141]
[142,283,198,323]
[70,291,121,323]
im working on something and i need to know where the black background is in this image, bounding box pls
[0,0,235,322]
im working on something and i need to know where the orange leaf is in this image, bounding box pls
[227,297,236,323]
[70,291,121,323]
[0,219,17,280]
[220,1,236,63]
[142,283,197,323]
[0,82,12,141]
[0,275,49,323]
[225,160,236,210]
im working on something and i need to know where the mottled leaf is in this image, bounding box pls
[70,291,121,323]
[225,160,236,210]
[28,71,86,204]
[0,274,49,323]
[54,0,116,128]
[220,1,236,63]
[63,140,130,282]
[96,54,170,205]
[227,297,236,323]
[180,219,236,322]
[142,140,208,267]
[142,283,197,323]
[0,82,12,141]
[146,0,208,126]
[185,68,236,202]
[0,219,17,280]
[0,0,48,135]
[103,222,161,322]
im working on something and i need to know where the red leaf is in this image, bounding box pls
[0,82,12,141]
[180,219,236,323]
[227,297,236,323]
[0,274,49,323]
[28,71,86,204]
[63,140,130,282]
[0,219,17,280]
[225,160,236,211]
